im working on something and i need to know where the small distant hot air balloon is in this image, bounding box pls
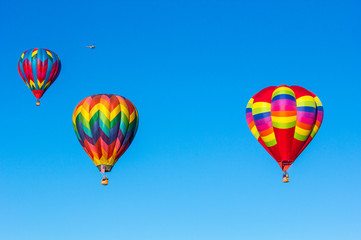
[73,94,139,185]
[245,85,323,182]
[85,44,95,49]
[18,48,61,106]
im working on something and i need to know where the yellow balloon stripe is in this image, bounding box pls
[262,132,276,142]
[272,87,295,98]
[296,127,312,136]
[110,105,121,121]
[252,102,271,115]
[46,50,53,58]
[120,103,130,121]
[129,111,136,123]
[38,80,44,88]
[90,104,110,119]
[81,103,91,131]
[310,125,319,138]
[272,116,297,123]
[29,80,36,89]
[73,107,82,124]
[314,96,322,106]
[251,126,260,139]
[253,102,271,109]
[44,81,51,90]
[246,98,254,108]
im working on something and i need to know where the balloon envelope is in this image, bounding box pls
[245,85,323,171]
[73,94,139,172]
[18,48,61,103]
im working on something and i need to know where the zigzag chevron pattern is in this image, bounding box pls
[72,94,139,171]
[18,48,61,100]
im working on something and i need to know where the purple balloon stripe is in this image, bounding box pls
[255,121,273,131]
[121,125,137,148]
[271,99,296,107]
[76,121,86,146]
[99,130,110,144]
[117,130,125,147]
[317,114,323,121]
[297,111,316,119]
[297,116,316,125]
[246,112,253,119]
[255,116,272,126]
[90,119,100,143]
[84,133,94,145]
[317,111,324,117]
[121,133,132,148]
[109,126,119,143]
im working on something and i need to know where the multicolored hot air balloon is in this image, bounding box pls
[18,48,61,106]
[72,94,139,185]
[245,85,323,182]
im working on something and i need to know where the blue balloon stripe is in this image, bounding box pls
[253,112,271,121]
[297,106,316,113]
[271,94,295,102]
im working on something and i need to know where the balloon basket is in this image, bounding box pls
[101,176,109,185]
[282,172,289,183]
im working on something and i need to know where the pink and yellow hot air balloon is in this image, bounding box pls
[245,85,324,182]
[18,48,61,106]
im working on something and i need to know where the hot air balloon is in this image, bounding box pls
[18,48,61,106]
[245,85,323,182]
[72,94,139,185]
[85,44,95,49]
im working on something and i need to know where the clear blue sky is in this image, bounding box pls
[0,0,360,239]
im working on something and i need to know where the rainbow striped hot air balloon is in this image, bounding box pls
[245,85,323,182]
[18,48,61,106]
[73,94,139,185]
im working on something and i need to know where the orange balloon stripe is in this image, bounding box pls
[296,121,314,130]
[271,111,297,117]
[259,127,274,136]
